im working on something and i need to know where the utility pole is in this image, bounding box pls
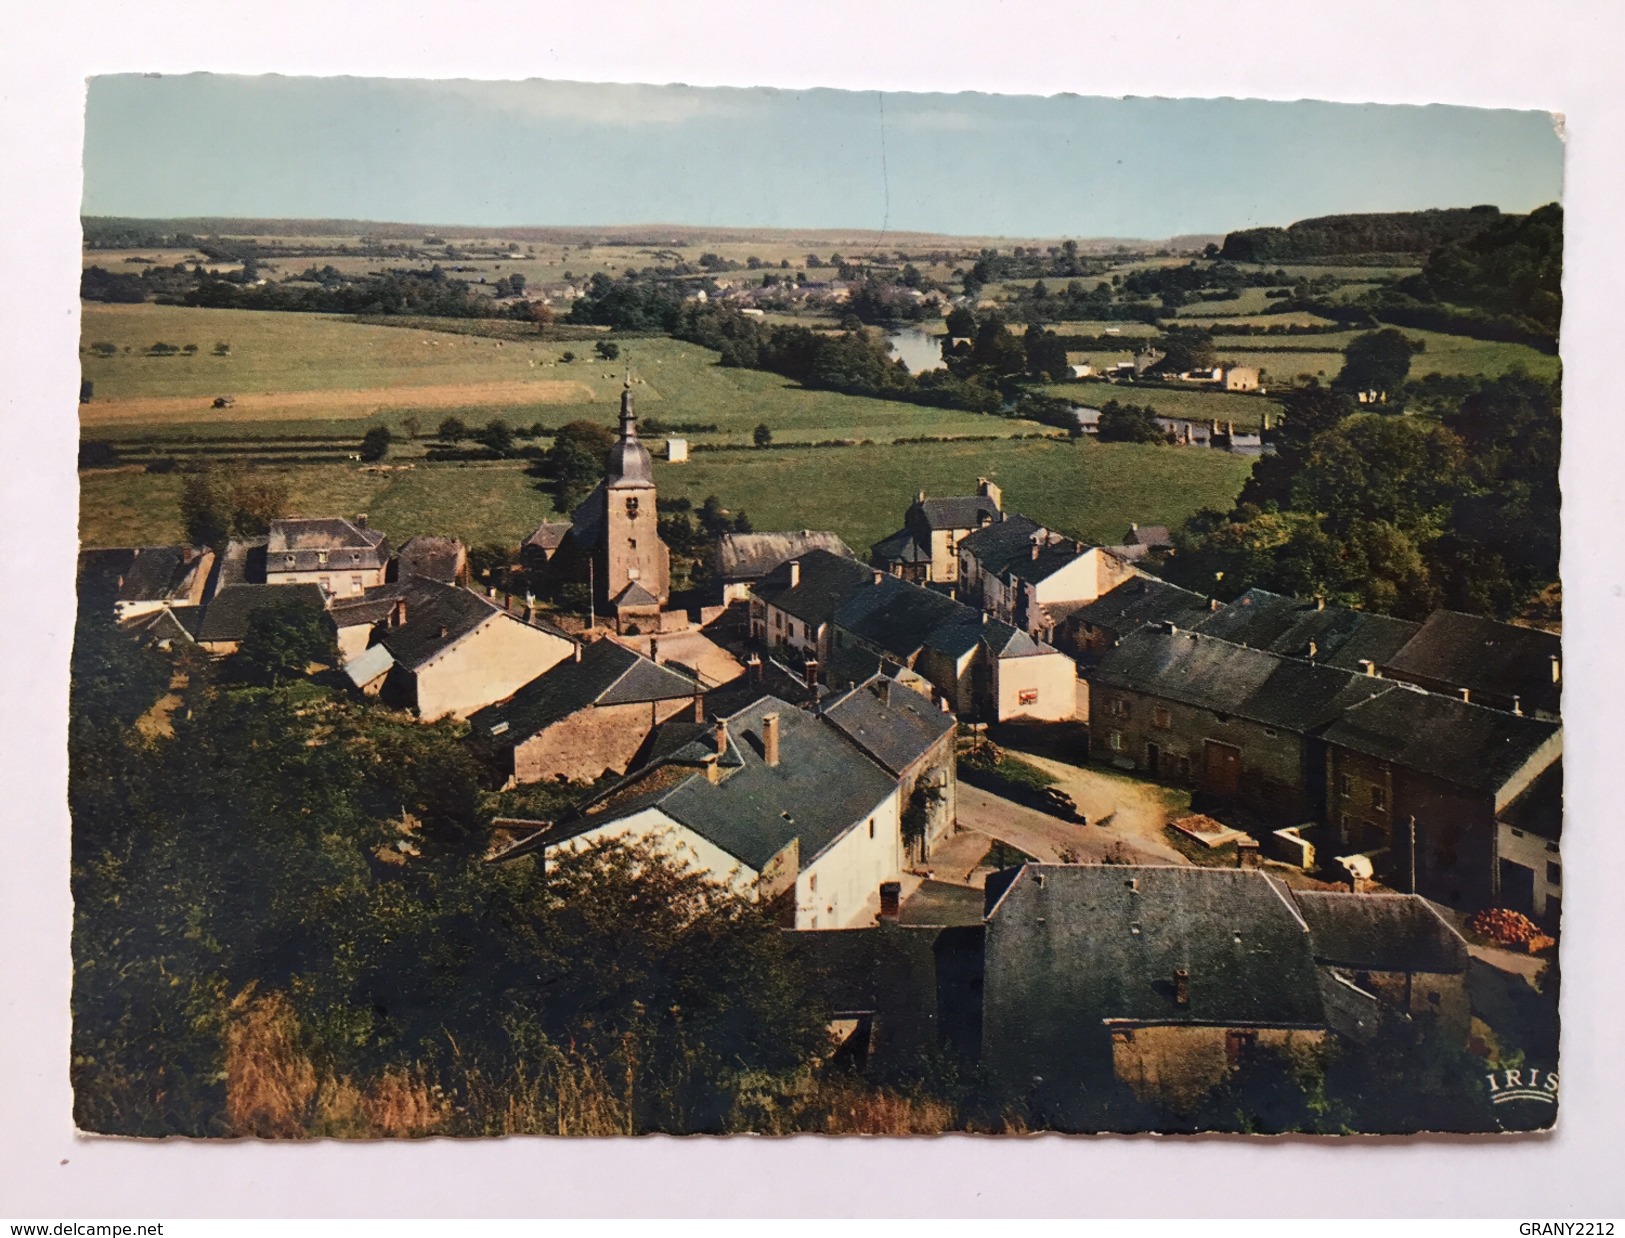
[588,558,596,631]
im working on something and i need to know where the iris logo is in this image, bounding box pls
[1485,1066,1558,1105]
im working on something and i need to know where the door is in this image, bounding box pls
[1145,742,1161,777]
[1202,740,1241,797]
[1498,859,1536,915]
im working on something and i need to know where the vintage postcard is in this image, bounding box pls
[71,75,1562,1138]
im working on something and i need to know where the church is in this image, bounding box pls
[546,375,672,627]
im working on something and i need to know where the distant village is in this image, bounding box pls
[84,376,1561,1123]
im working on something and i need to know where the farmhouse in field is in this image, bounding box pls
[517,694,907,930]
[870,479,1003,585]
[264,516,390,597]
[467,637,702,787]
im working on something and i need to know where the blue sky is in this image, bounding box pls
[83,75,1564,239]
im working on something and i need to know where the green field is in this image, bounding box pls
[79,437,1254,555]
[1039,382,1283,431]
[80,304,1044,446]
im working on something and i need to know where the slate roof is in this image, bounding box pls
[523,521,572,553]
[700,657,822,719]
[717,530,854,582]
[836,573,961,661]
[375,580,505,671]
[126,605,200,646]
[870,527,932,566]
[215,538,268,589]
[752,548,876,627]
[613,579,660,609]
[820,675,954,776]
[1194,588,1422,673]
[1321,685,1561,797]
[266,517,389,573]
[915,493,1001,531]
[116,545,207,604]
[1064,576,1210,637]
[556,694,898,873]
[985,865,1325,1027]
[468,639,699,749]
[1497,762,1563,842]
[1123,524,1172,548]
[396,535,466,585]
[957,514,1045,577]
[193,584,329,643]
[1381,609,1562,717]
[1292,892,1470,974]
[1091,627,1395,734]
[328,582,409,629]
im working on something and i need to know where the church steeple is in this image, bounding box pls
[618,370,638,440]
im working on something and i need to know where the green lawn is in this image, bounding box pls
[79,438,1254,556]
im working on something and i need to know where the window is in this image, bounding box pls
[868,818,875,839]
[1338,773,1352,798]
[629,539,637,550]
[1018,688,1039,706]
[1153,706,1171,730]
[1111,697,1130,719]
[1370,786,1386,811]
[1547,861,1562,886]
[625,496,639,519]
[1225,1029,1258,1066]
[350,575,363,594]
[808,873,817,893]
[319,576,332,594]
[1108,731,1125,753]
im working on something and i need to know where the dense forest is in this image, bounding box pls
[1219,206,1508,262]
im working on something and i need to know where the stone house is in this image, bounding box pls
[820,674,957,862]
[980,865,1330,1124]
[1194,587,1422,675]
[716,530,854,604]
[1320,685,1562,910]
[516,695,904,930]
[265,517,390,598]
[365,579,576,721]
[1293,891,1472,1045]
[467,638,701,787]
[1494,764,1563,925]
[1223,366,1261,391]
[1088,625,1394,825]
[395,534,469,587]
[956,517,1136,641]
[749,549,876,667]
[185,583,330,656]
[105,545,216,621]
[1378,608,1562,720]
[870,479,1003,585]
[1053,575,1209,668]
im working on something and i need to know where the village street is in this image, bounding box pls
[992,746,1194,864]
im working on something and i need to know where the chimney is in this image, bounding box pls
[1209,597,1221,612]
[1315,595,1325,611]
[574,642,583,663]
[1551,656,1561,685]
[703,753,721,784]
[692,693,705,723]
[714,718,729,757]
[879,881,902,921]
[1161,621,1179,635]
[787,558,801,589]
[1030,539,1042,561]
[1174,968,1190,1009]
[392,597,408,627]
[356,513,368,528]
[1458,687,1471,703]
[803,659,819,689]
[649,637,660,664]
[1358,658,1376,676]
[1306,639,1318,661]
[762,712,781,767]
[872,569,884,585]
[749,653,765,684]
[1512,694,1523,717]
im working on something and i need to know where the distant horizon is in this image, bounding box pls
[82,76,1563,240]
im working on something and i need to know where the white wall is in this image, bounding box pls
[794,786,902,930]
[1497,823,1562,917]
[546,807,759,900]
[993,650,1078,722]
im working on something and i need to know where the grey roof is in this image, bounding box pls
[613,579,661,609]
[717,530,854,581]
[957,514,1045,577]
[116,545,207,603]
[979,618,1049,659]
[607,387,654,487]
[266,517,389,573]
[375,580,503,670]
[870,527,932,566]
[915,493,1000,531]
[344,642,395,688]
[1064,576,1210,637]
[524,521,572,553]
[468,639,698,749]
[1292,892,1470,974]
[820,675,954,776]
[396,535,466,584]
[1381,609,1562,717]
[193,584,329,643]
[752,548,876,627]
[565,483,609,552]
[1497,762,1562,841]
[835,572,959,661]
[215,538,268,588]
[561,694,897,873]
[328,581,409,628]
[1092,627,1395,734]
[1124,524,1172,548]
[127,605,200,646]
[1321,685,1561,796]
[1194,588,1422,673]
[985,865,1325,1027]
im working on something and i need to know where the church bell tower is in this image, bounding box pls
[601,373,670,614]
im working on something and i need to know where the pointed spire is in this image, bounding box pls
[619,368,637,439]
